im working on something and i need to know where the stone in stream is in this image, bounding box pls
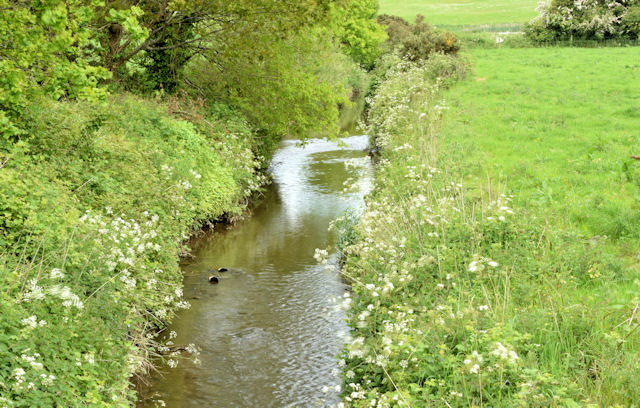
[206,267,228,275]
[208,276,219,284]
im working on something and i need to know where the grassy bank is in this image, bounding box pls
[338,49,640,407]
[0,95,269,406]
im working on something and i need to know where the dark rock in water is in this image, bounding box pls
[190,296,201,300]
[208,276,219,284]
[217,267,228,272]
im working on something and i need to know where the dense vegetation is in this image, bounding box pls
[0,0,386,141]
[337,2,640,407]
[4,0,640,405]
[526,0,640,42]
[1,97,268,406]
[0,0,385,405]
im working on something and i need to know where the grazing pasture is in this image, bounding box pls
[442,47,640,243]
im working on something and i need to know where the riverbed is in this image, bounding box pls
[138,135,372,407]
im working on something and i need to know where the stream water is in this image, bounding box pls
[138,135,372,407]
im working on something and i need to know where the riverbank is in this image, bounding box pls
[0,94,271,406]
[339,47,640,405]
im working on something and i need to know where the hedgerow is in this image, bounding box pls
[525,0,640,42]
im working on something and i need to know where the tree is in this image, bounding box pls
[186,26,347,141]
[95,0,335,81]
[0,0,111,139]
[329,0,387,69]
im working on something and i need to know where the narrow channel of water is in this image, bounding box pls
[138,136,372,407]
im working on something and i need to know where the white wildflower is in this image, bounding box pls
[50,268,64,280]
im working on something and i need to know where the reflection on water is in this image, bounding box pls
[138,136,372,407]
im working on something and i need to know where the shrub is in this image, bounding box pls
[422,52,471,87]
[525,0,640,42]
[622,4,640,38]
[377,14,460,62]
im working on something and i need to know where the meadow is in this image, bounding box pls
[337,1,640,407]
[442,47,640,245]
[438,46,640,404]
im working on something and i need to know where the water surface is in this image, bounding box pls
[138,136,372,407]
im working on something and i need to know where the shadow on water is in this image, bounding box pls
[137,136,372,408]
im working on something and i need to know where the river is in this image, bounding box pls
[138,135,372,407]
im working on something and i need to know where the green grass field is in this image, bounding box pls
[441,47,640,245]
[378,0,538,29]
[433,47,640,403]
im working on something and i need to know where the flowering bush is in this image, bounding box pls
[525,0,640,41]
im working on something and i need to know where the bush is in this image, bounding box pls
[422,52,471,87]
[622,4,640,38]
[525,0,640,42]
[377,14,460,61]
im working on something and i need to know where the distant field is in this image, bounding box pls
[378,0,538,28]
[442,47,640,241]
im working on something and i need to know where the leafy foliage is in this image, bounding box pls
[0,1,111,139]
[1,0,362,140]
[329,0,388,69]
[186,28,354,140]
[0,0,379,405]
[0,95,268,405]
